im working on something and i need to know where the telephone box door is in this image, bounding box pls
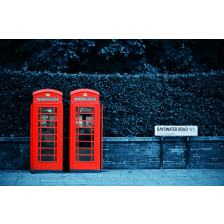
[69,89,103,170]
[30,89,63,171]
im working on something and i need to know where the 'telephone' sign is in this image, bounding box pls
[155,126,198,136]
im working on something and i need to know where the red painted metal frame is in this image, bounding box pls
[69,89,103,170]
[100,105,103,169]
[30,89,63,171]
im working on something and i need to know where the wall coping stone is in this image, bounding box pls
[0,136,223,142]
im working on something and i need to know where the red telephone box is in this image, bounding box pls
[69,89,103,171]
[30,89,63,172]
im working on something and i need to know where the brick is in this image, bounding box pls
[0,137,224,169]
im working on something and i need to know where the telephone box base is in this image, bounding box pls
[31,170,63,174]
[69,170,101,173]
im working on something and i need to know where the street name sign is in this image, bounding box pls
[155,126,198,136]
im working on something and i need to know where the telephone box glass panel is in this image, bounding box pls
[38,107,57,162]
[75,107,95,162]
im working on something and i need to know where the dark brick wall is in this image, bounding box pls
[103,138,161,169]
[0,139,30,169]
[63,138,69,172]
[163,137,187,169]
[0,137,223,170]
[189,137,224,168]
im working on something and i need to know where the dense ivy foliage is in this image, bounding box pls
[1,40,224,74]
[0,70,223,137]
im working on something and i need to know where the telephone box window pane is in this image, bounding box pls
[93,108,94,113]
[92,115,94,120]
[38,122,40,127]
[41,121,54,127]
[41,128,54,134]
[41,115,54,120]
[79,149,91,154]
[79,135,91,141]
[41,135,54,141]
[55,156,57,162]
[92,135,94,141]
[79,115,92,120]
[41,121,47,127]
[41,156,54,161]
[79,107,91,113]
[79,142,91,147]
[41,149,54,155]
[76,107,78,113]
[41,107,54,113]
[55,149,57,155]
[46,121,54,127]
[55,142,57,148]
[55,108,57,113]
[38,148,40,154]
[38,142,40,147]
[84,121,91,127]
[55,135,57,141]
[92,142,94,148]
[55,122,57,127]
[41,142,54,148]
[38,108,40,113]
[38,135,40,141]
[79,156,91,161]
[55,129,57,134]
[92,156,94,161]
[79,128,91,134]
[79,121,91,127]
[38,156,40,161]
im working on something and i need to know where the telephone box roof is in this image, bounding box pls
[33,89,63,96]
[70,89,99,96]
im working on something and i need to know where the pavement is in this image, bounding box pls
[0,169,224,186]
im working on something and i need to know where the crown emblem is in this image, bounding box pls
[46,93,50,96]
[83,93,87,96]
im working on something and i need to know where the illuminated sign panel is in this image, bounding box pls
[74,97,96,101]
[37,97,59,101]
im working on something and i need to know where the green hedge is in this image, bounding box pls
[0,70,223,136]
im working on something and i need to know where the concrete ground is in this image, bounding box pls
[0,169,224,186]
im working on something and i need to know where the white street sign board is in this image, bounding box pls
[155,126,198,136]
